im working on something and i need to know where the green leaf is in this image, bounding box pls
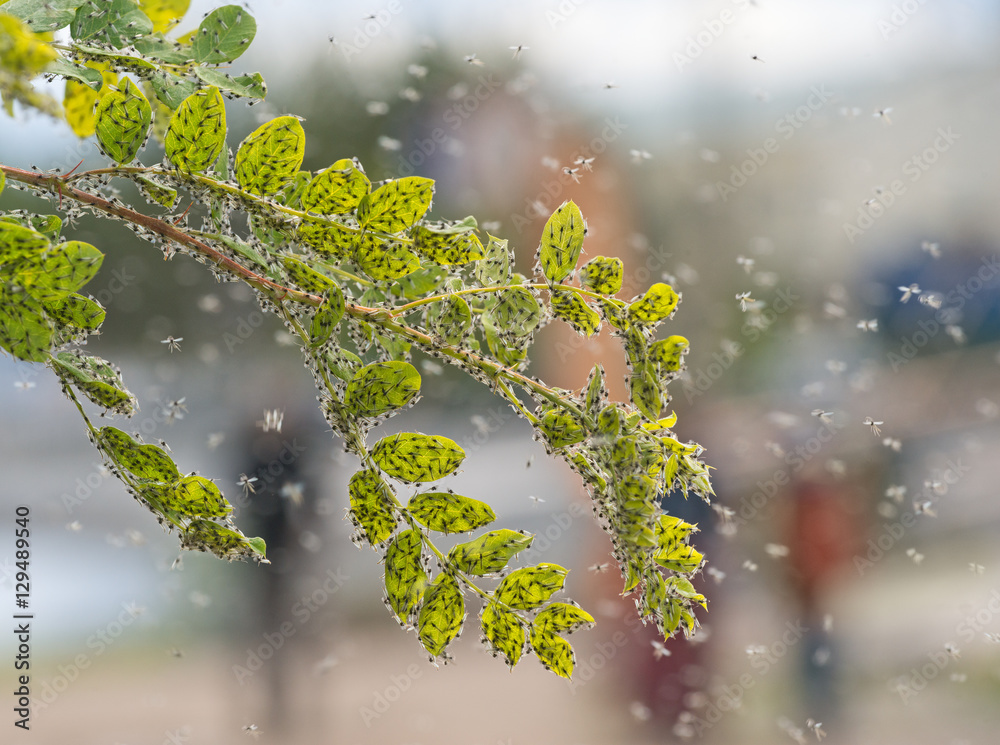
[550,288,600,337]
[98,426,180,482]
[585,364,605,415]
[302,159,370,215]
[132,33,193,63]
[473,235,512,287]
[653,514,704,573]
[0,300,52,362]
[393,264,446,300]
[495,563,567,610]
[538,410,586,449]
[2,0,89,32]
[94,77,152,164]
[485,287,542,338]
[308,288,345,347]
[649,335,689,373]
[628,283,680,325]
[447,529,532,576]
[192,67,266,99]
[70,0,153,47]
[181,518,264,562]
[191,4,256,64]
[579,256,623,296]
[412,225,484,265]
[667,576,707,609]
[417,573,464,658]
[45,58,103,88]
[164,86,227,173]
[0,169,4,197]
[426,295,471,346]
[15,239,103,301]
[653,540,704,573]
[215,235,268,271]
[280,255,334,294]
[150,71,199,110]
[347,469,396,547]
[529,624,575,679]
[325,347,361,382]
[27,214,62,239]
[133,174,178,208]
[483,326,527,369]
[357,177,434,234]
[0,221,48,264]
[384,529,427,626]
[235,115,305,197]
[167,475,231,519]
[354,235,419,281]
[406,491,495,534]
[345,361,421,418]
[43,292,105,330]
[49,352,136,414]
[481,602,525,668]
[296,221,356,258]
[371,432,465,483]
[630,363,662,421]
[533,602,595,633]
[538,200,585,283]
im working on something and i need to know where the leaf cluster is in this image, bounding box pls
[0,0,714,677]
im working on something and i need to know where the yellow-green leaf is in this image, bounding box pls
[345,361,421,419]
[235,115,305,197]
[181,518,264,562]
[481,601,525,668]
[550,288,600,337]
[384,529,427,626]
[580,256,623,296]
[538,200,585,283]
[94,77,152,164]
[529,623,575,679]
[357,176,434,234]
[348,469,396,547]
[371,432,465,483]
[447,529,532,576]
[495,563,567,610]
[191,4,255,64]
[417,573,464,658]
[302,159,370,215]
[406,491,495,534]
[628,283,680,325]
[412,225,484,265]
[164,85,226,173]
[168,475,231,518]
[533,602,595,633]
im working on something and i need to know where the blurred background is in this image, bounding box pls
[3,0,1000,743]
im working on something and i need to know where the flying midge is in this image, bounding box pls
[898,283,921,302]
[161,335,183,352]
[238,473,258,497]
[736,291,755,311]
[863,417,883,436]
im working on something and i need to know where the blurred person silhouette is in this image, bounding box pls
[784,465,866,732]
[235,404,328,739]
